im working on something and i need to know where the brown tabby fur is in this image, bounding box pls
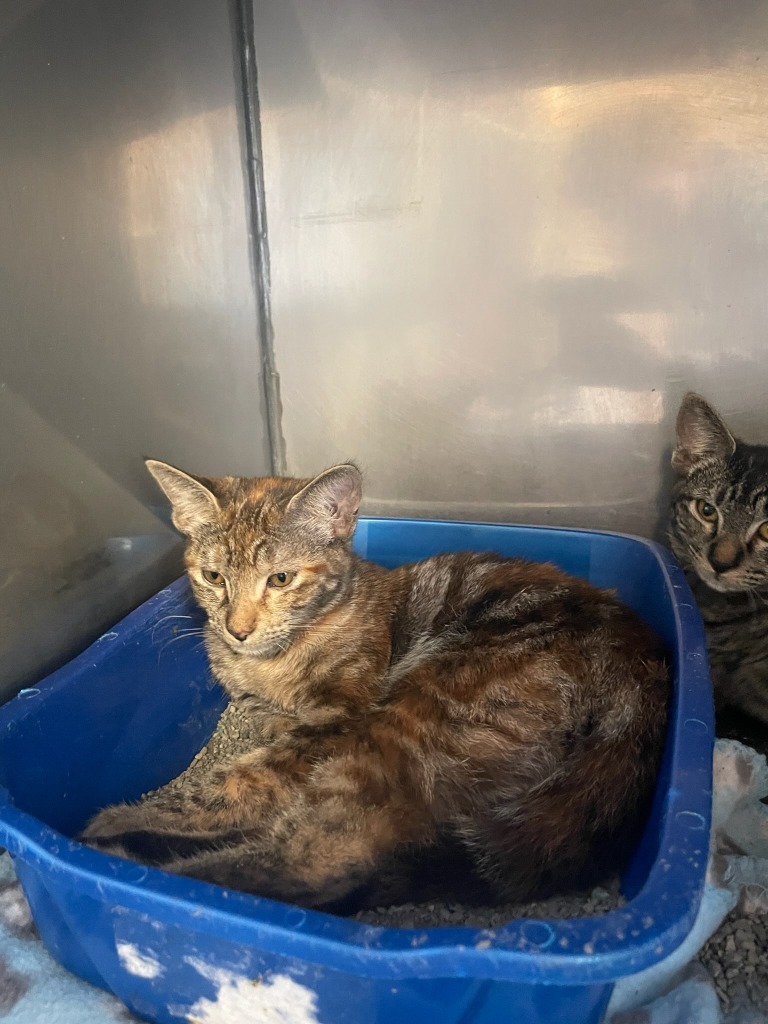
[82,461,669,910]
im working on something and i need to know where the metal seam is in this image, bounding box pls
[232,0,287,475]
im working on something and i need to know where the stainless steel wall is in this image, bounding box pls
[0,0,272,697]
[253,0,768,535]
[5,0,768,696]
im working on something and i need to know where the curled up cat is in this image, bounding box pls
[81,460,669,910]
[670,392,768,726]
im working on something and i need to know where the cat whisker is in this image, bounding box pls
[166,629,206,640]
[156,627,205,641]
[158,631,206,656]
[151,614,198,642]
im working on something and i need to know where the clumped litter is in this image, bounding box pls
[153,701,768,1018]
[698,907,768,1017]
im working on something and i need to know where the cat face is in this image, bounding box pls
[146,460,362,658]
[670,393,768,594]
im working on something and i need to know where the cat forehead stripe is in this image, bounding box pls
[250,538,266,561]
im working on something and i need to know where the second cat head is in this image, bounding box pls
[147,460,362,657]
[671,393,768,594]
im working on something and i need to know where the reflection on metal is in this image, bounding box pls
[0,384,179,692]
[0,0,271,698]
[119,107,242,309]
[253,0,768,535]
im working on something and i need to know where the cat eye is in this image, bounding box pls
[694,500,718,523]
[267,571,296,589]
[757,523,768,542]
[202,569,226,587]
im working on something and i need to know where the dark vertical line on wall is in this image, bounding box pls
[232,0,287,475]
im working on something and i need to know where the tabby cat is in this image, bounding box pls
[671,392,768,725]
[82,460,669,909]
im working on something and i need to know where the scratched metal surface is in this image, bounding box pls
[0,0,271,697]
[253,0,768,535]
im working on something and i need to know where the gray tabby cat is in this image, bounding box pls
[670,392,768,725]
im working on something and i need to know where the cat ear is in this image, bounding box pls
[672,393,736,474]
[145,459,221,535]
[286,464,362,542]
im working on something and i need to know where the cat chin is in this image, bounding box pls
[695,572,749,595]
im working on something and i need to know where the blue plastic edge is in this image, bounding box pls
[0,518,714,986]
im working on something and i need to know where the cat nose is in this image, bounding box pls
[708,539,743,574]
[225,620,253,642]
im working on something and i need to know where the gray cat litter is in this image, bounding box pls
[699,910,768,1017]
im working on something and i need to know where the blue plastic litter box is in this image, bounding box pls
[0,519,713,1024]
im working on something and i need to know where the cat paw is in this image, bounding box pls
[84,825,241,867]
[82,834,135,862]
[83,829,177,865]
[80,802,152,842]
